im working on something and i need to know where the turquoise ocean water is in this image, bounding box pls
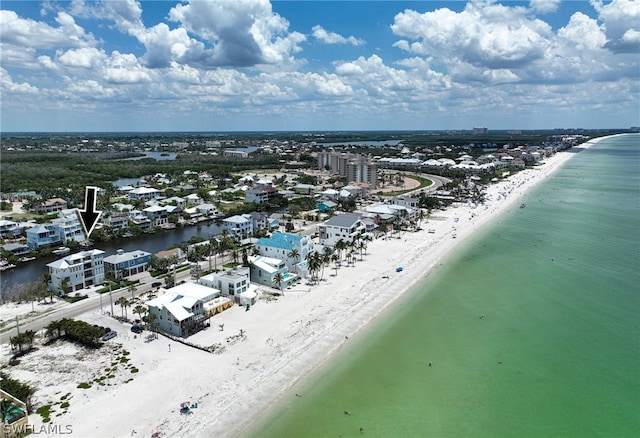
[249,134,640,438]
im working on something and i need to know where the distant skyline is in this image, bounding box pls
[1,0,639,132]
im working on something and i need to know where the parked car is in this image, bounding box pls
[151,282,162,288]
[131,325,143,334]
[101,331,117,341]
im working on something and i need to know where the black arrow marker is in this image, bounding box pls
[79,186,102,238]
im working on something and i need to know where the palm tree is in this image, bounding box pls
[45,320,64,342]
[41,273,54,303]
[116,297,129,320]
[331,253,340,276]
[133,305,147,324]
[128,284,137,300]
[59,277,71,296]
[335,239,346,263]
[273,272,284,291]
[288,248,300,267]
[146,311,158,338]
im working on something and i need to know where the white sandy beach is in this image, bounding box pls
[0,138,605,438]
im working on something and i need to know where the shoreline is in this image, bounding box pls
[1,136,612,438]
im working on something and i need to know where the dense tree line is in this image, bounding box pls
[0,151,281,195]
[45,318,104,347]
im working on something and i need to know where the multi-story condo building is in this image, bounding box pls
[317,151,378,188]
[47,249,105,294]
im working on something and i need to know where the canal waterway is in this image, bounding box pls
[1,221,224,293]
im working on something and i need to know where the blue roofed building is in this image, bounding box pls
[254,231,314,272]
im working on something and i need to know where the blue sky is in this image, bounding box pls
[1,0,638,132]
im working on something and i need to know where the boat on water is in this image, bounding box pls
[52,247,70,256]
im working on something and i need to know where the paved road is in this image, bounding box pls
[0,258,206,342]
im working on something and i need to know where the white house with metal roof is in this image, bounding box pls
[146,282,230,338]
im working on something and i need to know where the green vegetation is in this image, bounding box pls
[36,404,52,422]
[0,373,35,412]
[77,382,91,389]
[45,318,104,347]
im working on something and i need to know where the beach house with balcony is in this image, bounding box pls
[47,249,105,294]
[318,212,366,247]
[53,209,86,244]
[146,282,231,338]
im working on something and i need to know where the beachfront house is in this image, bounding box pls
[198,267,251,300]
[249,255,297,289]
[146,282,232,338]
[245,186,279,204]
[47,249,105,294]
[254,232,314,272]
[318,212,366,247]
[103,249,151,279]
[2,243,30,258]
[154,247,186,264]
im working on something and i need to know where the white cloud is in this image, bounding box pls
[57,47,107,69]
[391,3,553,70]
[166,0,306,67]
[0,10,97,49]
[0,67,39,94]
[311,25,365,46]
[529,0,561,14]
[591,0,640,53]
[557,12,606,50]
